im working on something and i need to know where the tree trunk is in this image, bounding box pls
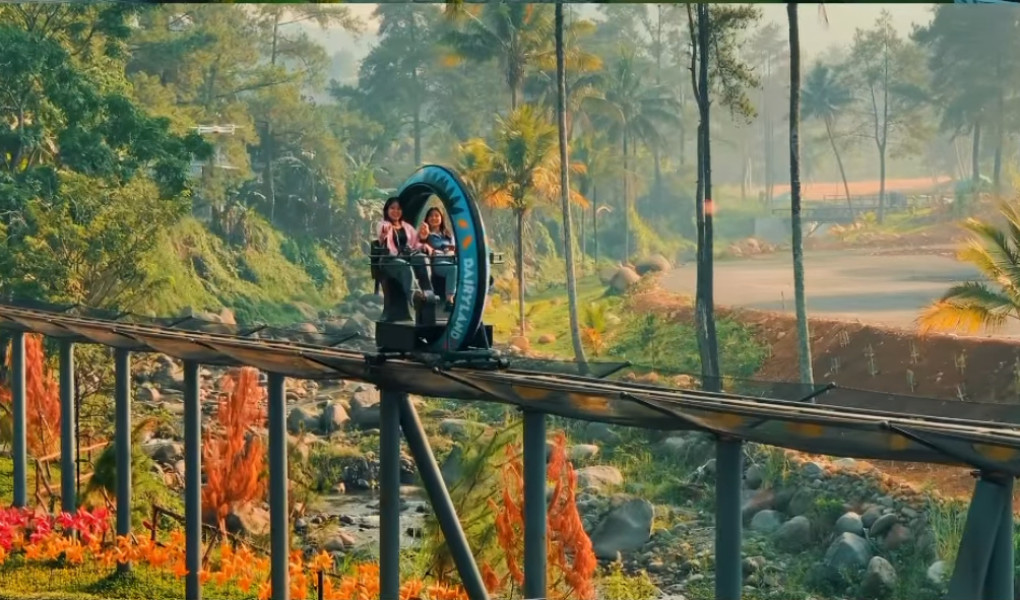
[593,185,599,266]
[994,57,1004,197]
[972,120,982,205]
[413,109,422,167]
[763,56,774,205]
[556,2,588,373]
[695,4,720,394]
[877,144,887,223]
[622,134,630,263]
[788,3,814,387]
[824,116,854,217]
[516,209,526,337]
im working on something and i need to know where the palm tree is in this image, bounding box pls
[788,3,814,386]
[471,105,587,336]
[572,133,616,267]
[555,1,587,372]
[801,63,854,214]
[918,202,1020,334]
[601,50,680,262]
[523,12,606,140]
[442,4,553,111]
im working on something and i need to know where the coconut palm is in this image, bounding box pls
[523,11,606,140]
[600,50,680,262]
[802,63,854,213]
[469,105,587,336]
[918,202,1020,334]
[572,132,617,266]
[554,1,587,371]
[442,3,554,111]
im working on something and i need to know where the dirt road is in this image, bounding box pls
[661,246,1020,338]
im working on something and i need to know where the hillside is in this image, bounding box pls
[139,217,351,325]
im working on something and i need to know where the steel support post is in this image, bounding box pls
[396,392,489,600]
[268,373,290,600]
[984,474,1014,600]
[115,349,132,573]
[10,332,26,508]
[946,474,1007,599]
[714,438,743,600]
[522,410,547,600]
[59,340,76,514]
[379,389,403,600]
[183,361,202,600]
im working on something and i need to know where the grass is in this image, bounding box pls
[143,216,348,324]
[486,275,619,355]
[0,557,251,600]
[828,206,948,243]
[486,274,768,382]
[0,456,59,507]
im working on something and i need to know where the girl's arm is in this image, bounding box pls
[405,222,424,250]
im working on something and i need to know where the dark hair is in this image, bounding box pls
[382,197,403,223]
[425,207,451,238]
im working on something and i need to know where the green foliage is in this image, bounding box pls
[295,443,370,494]
[419,419,522,582]
[806,495,846,539]
[0,23,209,201]
[926,497,967,566]
[141,217,346,324]
[0,559,251,600]
[85,423,182,531]
[0,173,188,310]
[596,562,660,600]
[609,312,768,379]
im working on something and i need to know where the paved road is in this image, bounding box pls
[661,247,1020,338]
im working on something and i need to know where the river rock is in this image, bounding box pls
[773,515,811,552]
[744,464,765,489]
[319,402,350,433]
[824,532,872,573]
[860,556,897,597]
[926,560,948,585]
[590,498,654,559]
[835,512,865,536]
[349,387,381,428]
[287,406,317,434]
[749,509,783,534]
[568,444,600,462]
[576,466,624,492]
[869,513,897,537]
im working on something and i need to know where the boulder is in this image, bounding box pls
[609,267,641,293]
[590,498,654,560]
[349,387,381,428]
[859,556,897,598]
[772,515,811,552]
[576,466,624,492]
[634,254,671,275]
[749,509,783,534]
[319,402,350,434]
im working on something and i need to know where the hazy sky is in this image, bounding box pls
[314,3,937,76]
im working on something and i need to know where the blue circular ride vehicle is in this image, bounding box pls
[371,165,499,355]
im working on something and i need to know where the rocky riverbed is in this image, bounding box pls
[127,339,958,600]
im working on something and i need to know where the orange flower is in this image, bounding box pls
[311,551,333,573]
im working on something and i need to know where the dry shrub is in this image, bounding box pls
[485,431,597,600]
[0,334,61,458]
[202,367,267,530]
